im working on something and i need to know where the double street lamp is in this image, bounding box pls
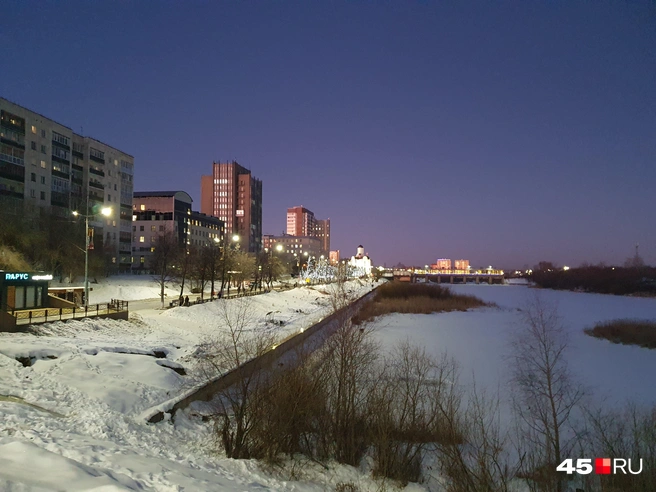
[72,207,112,308]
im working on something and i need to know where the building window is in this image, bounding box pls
[30,190,36,198]
[132,226,136,231]
[40,160,46,168]
[140,256,145,264]
[151,225,156,232]
[150,236,156,243]
[40,191,45,200]
[150,247,155,252]
[31,125,36,134]
[40,145,46,154]
[159,225,164,231]
[31,141,36,150]
[40,176,45,184]
[139,236,145,243]
[30,173,36,182]
[139,225,144,231]
[140,204,145,211]
[41,129,46,138]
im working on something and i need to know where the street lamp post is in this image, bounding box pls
[73,207,112,308]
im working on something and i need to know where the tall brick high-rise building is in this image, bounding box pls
[285,206,330,255]
[200,161,262,253]
[286,206,315,237]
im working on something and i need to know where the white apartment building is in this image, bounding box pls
[0,98,134,272]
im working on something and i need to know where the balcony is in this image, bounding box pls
[51,139,70,151]
[90,154,105,164]
[0,152,24,167]
[89,167,104,177]
[0,161,25,182]
[52,154,70,165]
[0,188,24,199]
[88,191,104,202]
[89,181,104,190]
[0,137,25,150]
[50,191,69,208]
[52,169,70,179]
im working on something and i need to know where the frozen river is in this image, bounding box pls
[371,284,656,410]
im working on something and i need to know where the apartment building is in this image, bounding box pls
[286,206,316,237]
[0,98,134,272]
[285,206,330,255]
[262,234,322,258]
[313,218,330,254]
[132,191,224,270]
[200,161,262,253]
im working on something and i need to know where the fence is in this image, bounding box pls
[9,300,129,326]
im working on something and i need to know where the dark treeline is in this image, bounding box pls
[531,265,656,296]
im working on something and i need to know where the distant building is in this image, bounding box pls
[329,250,340,265]
[200,161,262,252]
[285,206,331,255]
[454,259,470,270]
[132,191,224,270]
[432,259,451,270]
[349,245,372,276]
[262,234,322,258]
[286,206,316,237]
[0,97,135,272]
[189,211,224,248]
[314,218,331,254]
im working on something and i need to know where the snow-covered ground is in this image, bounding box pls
[0,277,400,492]
[3,278,655,491]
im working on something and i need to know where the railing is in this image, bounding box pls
[9,300,129,326]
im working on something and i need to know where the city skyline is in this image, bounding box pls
[2,2,655,268]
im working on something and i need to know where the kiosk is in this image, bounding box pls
[0,271,52,312]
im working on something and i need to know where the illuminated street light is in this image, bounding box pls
[275,244,283,252]
[73,206,112,308]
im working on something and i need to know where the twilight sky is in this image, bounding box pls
[3,1,655,269]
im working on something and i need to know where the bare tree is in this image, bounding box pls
[195,298,279,458]
[319,317,379,465]
[150,232,180,308]
[509,295,585,492]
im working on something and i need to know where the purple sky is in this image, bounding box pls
[3,1,655,269]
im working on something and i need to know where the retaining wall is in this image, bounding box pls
[148,287,378,423]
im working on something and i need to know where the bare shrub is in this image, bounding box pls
[335,482,359,492]
[583,403,656,491]
[247,348,330,464]
[584,319,656,349]
[353,282,489,324]
[318,318,380,466]
[370,342,458,485]
[197,298,279,459]
[509,295,585,492]
[434,379,517,492]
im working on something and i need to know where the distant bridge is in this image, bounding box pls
[384,269,505,285]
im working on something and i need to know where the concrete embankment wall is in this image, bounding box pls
[149,287,377,423]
